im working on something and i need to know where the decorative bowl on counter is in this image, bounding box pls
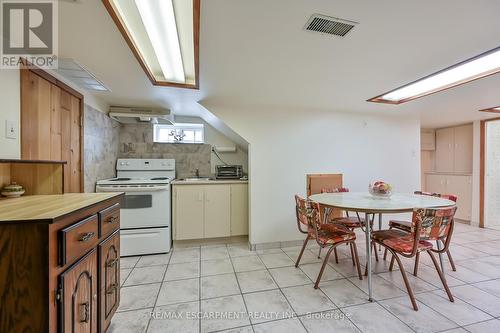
[1,182,25,198]
[368,181,393,198]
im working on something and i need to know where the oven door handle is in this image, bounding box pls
[96,185,169,192]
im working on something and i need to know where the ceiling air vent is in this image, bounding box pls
[304,14,357,37]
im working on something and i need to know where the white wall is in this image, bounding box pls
[206,104,421,244]
[0,70,21,159]
[174,116,249,174]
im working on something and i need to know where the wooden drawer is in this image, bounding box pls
[98,231,120,333]
[98,203,120,239]
[60,215,99,266]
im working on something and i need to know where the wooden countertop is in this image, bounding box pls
[0,193,123,222]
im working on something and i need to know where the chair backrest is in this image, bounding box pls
[294,195,322,234]
[295,195,309,230]
[412,206,457,241]
[307,174,343,196]
[414,190,458,202]
[321,187,349,193]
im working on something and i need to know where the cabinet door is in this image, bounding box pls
[453,125,473,173]
[421,130,435,150]
[99,231,120,333]
[204,185,231,238]
[59,249,98,333]
[174,185,204,240]
[435,128,455,172]
[446,175,472,221]
[426,174,446,194]
[230,184,248,236]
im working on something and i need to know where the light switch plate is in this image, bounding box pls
[5,120,18,139]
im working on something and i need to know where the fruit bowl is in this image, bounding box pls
[369,181,393,198]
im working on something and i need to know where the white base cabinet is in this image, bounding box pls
[425,173,472,221]
[173,183,248,240]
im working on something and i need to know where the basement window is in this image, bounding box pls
[153,123,204,144]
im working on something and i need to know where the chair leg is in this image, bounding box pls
[352,242,363,280]
[389,255,395,271]
[317,247,322,259]
[349,243,356,266]
[446,249,457,272]
[427,251,454,302]
[373,242,379,262]
[334,248,339,264]
[390,250,418,311]
[413,252,420,276]
[295,236,309,268]
[315,246,336,289]
[383,248,388,260]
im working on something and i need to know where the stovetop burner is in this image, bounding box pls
[151,177,169,180]
[110,178,132,181]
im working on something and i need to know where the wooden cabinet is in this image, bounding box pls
[0,193,122,333]
[204,185,231,238]
[230,184,248,236]
[21,67,83,193]
[173,183,248,240]
[421,129,436,151]
[425,174,472,221]
[59,249,98,333]
[98,231,120,333]
[435,125,473,173]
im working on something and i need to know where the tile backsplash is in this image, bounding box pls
[119,124,211,179]
[84,104,120,192]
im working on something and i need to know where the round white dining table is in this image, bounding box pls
[309,192,456,302]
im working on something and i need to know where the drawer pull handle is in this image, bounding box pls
[106,284,117,295]
[108,216,118,224]
[80,301,90,323]
[79,232,95,242]
[107,258,119,267]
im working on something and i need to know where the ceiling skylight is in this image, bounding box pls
[103,0,199,89]
[368,47,500,104]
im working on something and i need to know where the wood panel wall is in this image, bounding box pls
[20,68,83,193]
[0,162,64,195]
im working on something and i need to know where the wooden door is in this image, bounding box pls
[446,175,472,221]
[21,71,52,160]
[173,185,204,240]
[204,185,231,238]
[230,184,248,236]
[59,249,98,333]
[61,91,82,193]
[435,128,455,173]
[99,231,120,333]
[453,124,473,173]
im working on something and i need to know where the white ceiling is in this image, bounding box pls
[59,0,500,129]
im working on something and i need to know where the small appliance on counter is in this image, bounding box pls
[215,165,243,179]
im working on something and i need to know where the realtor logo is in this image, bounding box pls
[1,0,58,69]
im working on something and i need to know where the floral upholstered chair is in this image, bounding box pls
[320,187,378,265]
[294,195,362,288]
[385,191,458,276]
[372,206,457,310]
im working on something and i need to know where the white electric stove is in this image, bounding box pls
[96,158,175,256]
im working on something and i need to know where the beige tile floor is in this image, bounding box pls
[110,223,500,333]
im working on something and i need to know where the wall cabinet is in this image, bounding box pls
[425,174,472,221]
[173,183,248,240]
[435,125,473,173]
[421,129,436,151]
[0,193,122,333]
[21,68,83,193]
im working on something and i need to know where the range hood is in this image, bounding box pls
[109,106,174,124]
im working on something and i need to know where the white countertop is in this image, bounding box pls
[171,179,248,185]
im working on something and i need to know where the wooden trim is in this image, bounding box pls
[479,116,500,228]
[479,106,500,114]
[0,159,66,164]
[101,0,200,89]
[367,46,500,104]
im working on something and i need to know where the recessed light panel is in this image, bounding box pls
[368,47,500,104]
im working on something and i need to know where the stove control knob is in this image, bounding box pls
[126,162,130,166]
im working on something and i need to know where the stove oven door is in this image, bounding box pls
[96,185,170,229]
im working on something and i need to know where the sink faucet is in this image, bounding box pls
[195,168,200,177]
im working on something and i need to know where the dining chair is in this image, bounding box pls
[294,195,363,288]
[320,187,378,265]
[385,191,458,275]
[372,206,457,310]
